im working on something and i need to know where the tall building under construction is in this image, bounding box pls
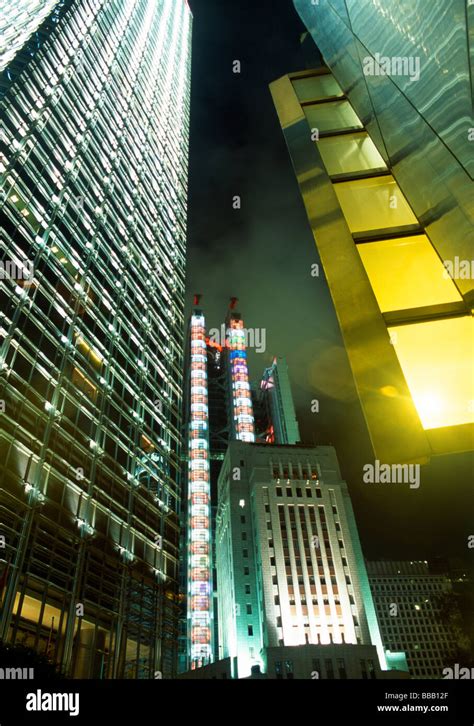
[182,298,258,670]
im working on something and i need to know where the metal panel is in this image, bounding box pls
[270,73,431,464]
[294,0,474,306]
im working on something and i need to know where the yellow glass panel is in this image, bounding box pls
[318,132,386,176]
[389,316,474,429]
[304,100,363,132]
[292,75,343,102]
[334,176,418,233]
[358,235,463,312]
[13,593,66,632]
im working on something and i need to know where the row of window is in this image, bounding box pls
[373,583,446,591]
[272,464,320,480]
[295,73,472,432]
[275,486,322,499]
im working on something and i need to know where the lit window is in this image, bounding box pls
[357,235,462,312]
[389,316,474,429]
[292,75,343,102]
[304,100,363,133]
[318,132,386,176]
[334,176,418,233]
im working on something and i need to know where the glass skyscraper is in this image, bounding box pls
[0,0,192,678]
[270,1,473,464]
[0,0,59,73]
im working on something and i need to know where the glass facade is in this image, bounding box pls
[0,0,192,677]
[333,176,418,233]
[317,132,386,177]
[293,0,473,305]
[357,235,463,313]
[389,317,473,430]
[271,46,472,461]
[0,0,59,73]
[296,0,473,177]
[304,99,362,133]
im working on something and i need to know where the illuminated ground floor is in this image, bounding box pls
[178,644,409,680]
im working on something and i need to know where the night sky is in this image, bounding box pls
[186,0,473,570]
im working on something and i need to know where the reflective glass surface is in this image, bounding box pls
[318,132,386,176]
[357,235,463,312]
[390,317,474,429]
[304,100,363,133]
[0,0,192,678]
[334,176,418,233]
[294,0,474,301]
[292,74,343,102]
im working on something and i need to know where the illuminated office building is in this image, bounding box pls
[0,0,60,74]
[270,1,473,464]
[215,441,406,678]
[367,561,469,679]
[0,0,192,677]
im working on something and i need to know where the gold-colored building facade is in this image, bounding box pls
[270,69,473,463]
